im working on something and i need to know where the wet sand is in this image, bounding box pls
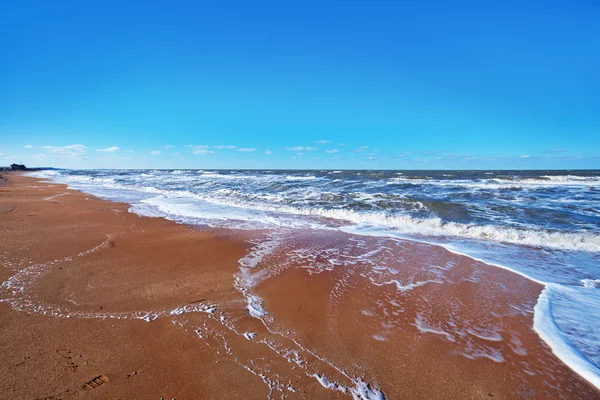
[1,173,598,399]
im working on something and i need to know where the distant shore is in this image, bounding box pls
[1,173,598,399]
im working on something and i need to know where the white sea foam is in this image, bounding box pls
[43,192,69,201]
[350,379,386,400]
[540,175,600,182]
[311,373,385,400]
[285,175,318,181]
[466,327,503,342]
[190,196,597,252]
[388,175,600,188]
[414,315,456,342]
[534,284,600,389]
[582,279,600,288]
[322,211,599,252]
[460,346,505,363]
[312,374,347,392]
[246,296,267,318]
[128,190,600,252]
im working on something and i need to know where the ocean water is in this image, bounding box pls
[31,168,600,388]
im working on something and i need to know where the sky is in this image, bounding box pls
[0,0,599,169]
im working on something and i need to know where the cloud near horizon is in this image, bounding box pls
[285,146,318,151]
[186,145,214,155]
[5,140,596,169]
[42,144,88,158]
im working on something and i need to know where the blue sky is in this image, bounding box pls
[1,0,598,169]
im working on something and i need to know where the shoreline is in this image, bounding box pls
[1,173,599,399]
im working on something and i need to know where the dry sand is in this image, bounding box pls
[0,173,598,399]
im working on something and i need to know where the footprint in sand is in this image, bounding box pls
[83,375,109,390]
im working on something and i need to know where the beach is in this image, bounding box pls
[1,173,599,399]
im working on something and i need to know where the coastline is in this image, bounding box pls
[1,173,599,399]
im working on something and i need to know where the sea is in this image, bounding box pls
[31,168,600,389]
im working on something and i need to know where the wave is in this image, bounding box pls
[388,176,600,189]
[540,175,600,182]
[198,172,257,179]
[29,170,600,252]
[292,209,600,252]
[142,186,599,251]
[582,279,600,288]
[134,188,600,252]
[284,175,318,181]
[196,171,318,182]
[534,284,600,390]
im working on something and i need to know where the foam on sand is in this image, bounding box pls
[414,314,456,343]
[311,375,385,400]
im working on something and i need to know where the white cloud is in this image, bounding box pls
[542,148,565,154]
[315,140,331,144]
[354,146,369,153]
[214,145,237,149]
[238,148,256,152]
[164,145,175,150]
[325,149,339,154]
[96,146,120,152]
[43,144,87,153]
[149,150,162,155]
[193,149,215,155]
[285,146,318,151]
[24,145,33,149]
[186,145,214,155]
[42,144,88,158]
[520,154,530,158]
[265,149,273,155]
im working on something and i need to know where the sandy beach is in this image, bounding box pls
[1,173,599,399]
